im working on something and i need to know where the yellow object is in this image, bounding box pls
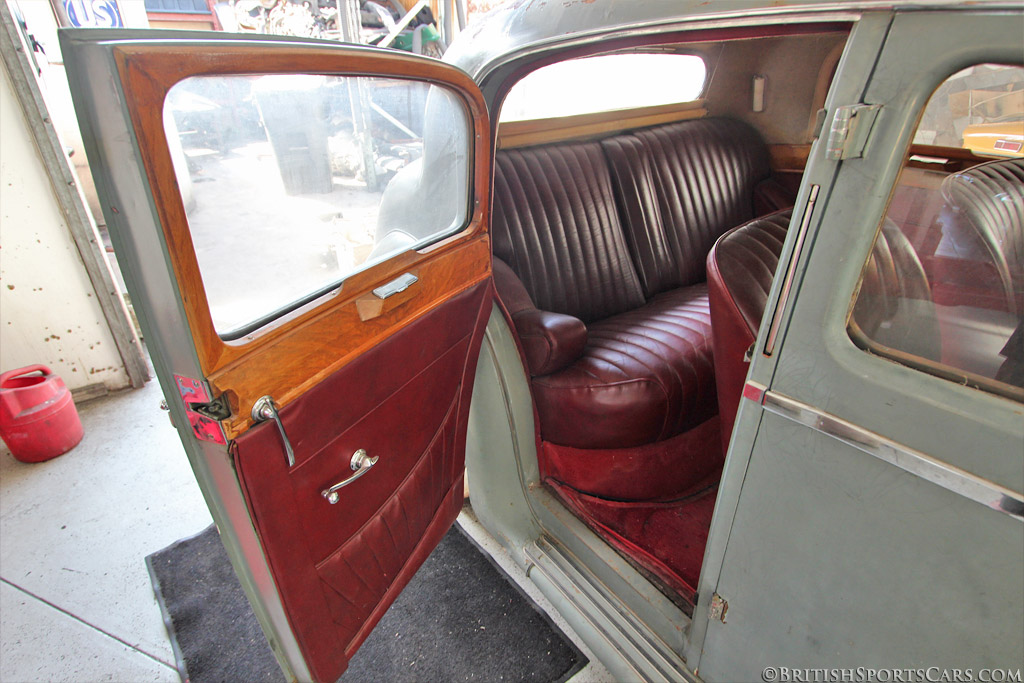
[962,119,1024,157]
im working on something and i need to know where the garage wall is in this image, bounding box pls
[0,56,130,393]
[15,0,152,224]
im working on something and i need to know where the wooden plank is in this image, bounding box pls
[70,382,110,404]
[767,144,811,171]
[907,143,1000,171]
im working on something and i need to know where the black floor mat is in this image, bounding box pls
[146,519,586,683]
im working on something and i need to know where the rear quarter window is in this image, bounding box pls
[498,53,707,122]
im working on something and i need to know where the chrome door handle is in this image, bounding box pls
[321,449,378,504]
[251,395,295,468]
[373,272,417,299]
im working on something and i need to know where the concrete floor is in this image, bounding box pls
[0,371,612,682]
[0,375,210,682]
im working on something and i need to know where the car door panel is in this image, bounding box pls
[60,30,492,682]
[693,10,1024,679]
[234,282,491,682]
[699,410,1021,683]
[209,237,492,440]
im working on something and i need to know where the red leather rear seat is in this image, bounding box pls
[492,118,785,450]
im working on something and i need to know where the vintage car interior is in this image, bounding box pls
[449,26,845,612]
[59,3,1023,679]
[462,27,1024,612]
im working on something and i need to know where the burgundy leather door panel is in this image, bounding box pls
[233,282,491,682]
[60,33,494,683]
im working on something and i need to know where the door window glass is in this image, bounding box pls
[848,64,1024,400]
[163,74,471,339]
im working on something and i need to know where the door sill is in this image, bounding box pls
[525,535,698,683]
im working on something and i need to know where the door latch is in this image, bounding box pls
[825,103,882,160]
[373,272,418,299]
[251,395,295,468]
[191,393,232,421]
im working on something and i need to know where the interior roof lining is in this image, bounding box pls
[485,22,854,128]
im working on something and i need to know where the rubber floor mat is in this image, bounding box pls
[146,520,586,682]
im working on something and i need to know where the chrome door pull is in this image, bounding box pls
[372,272,417,299]
[321,449,378,504]
[251,395,295,468]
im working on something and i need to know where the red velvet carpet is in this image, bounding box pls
[548,479,718,606]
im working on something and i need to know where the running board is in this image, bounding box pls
[524,537,699,683]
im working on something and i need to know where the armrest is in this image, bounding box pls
[493,259,587,376]
[511,308,587,376]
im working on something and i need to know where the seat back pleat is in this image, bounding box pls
[604,118,772,298]
[492,142,645,323]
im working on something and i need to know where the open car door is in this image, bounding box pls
[60,31,492,682]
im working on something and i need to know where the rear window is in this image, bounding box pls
[499,53,706,122]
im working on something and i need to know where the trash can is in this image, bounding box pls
[0,365,84,463]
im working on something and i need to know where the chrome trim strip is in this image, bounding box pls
[764,184,819,356]
[762,391,1024,522]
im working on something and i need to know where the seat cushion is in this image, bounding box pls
[532,284,716,449]
[492,142,645,323]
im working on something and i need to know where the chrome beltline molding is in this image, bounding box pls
[761,390,1024,522]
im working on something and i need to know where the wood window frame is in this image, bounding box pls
[114,43,492,436]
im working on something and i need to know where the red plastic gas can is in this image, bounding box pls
[0,365,84,463]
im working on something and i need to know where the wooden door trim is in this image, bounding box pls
[113,42,492,435]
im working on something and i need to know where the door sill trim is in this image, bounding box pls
[525,537,699,683]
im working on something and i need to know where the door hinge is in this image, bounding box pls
[708,592,729,623]
[191,393,232,421]
[825,103,882,160]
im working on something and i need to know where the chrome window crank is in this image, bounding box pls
[251,395,295,468]
[321,449,378,504]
